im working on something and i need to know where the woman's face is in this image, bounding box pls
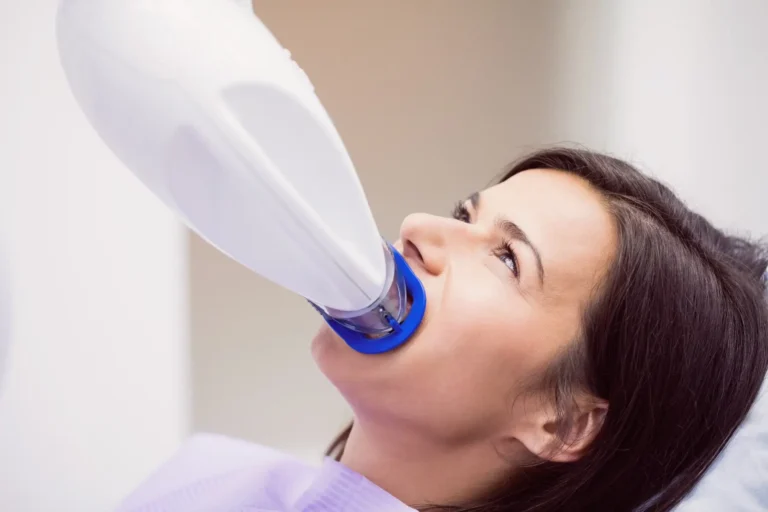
[312,169,617,450]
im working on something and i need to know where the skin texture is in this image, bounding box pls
[311,169,617,506]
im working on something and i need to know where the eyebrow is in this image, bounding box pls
[469,192,545,287]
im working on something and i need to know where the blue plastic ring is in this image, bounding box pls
[311,245,426,354]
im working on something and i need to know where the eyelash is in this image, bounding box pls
[452,202,520,279]
[452,201,471,223]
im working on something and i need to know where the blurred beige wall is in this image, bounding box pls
[191,0,569,459]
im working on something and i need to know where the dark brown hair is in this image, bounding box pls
[327,148,768,512]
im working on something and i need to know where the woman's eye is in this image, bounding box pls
[452,201,520,280]
[452,203,471,223]
[495,242,520,278]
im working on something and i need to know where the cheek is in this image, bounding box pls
[407,284,535,393]
[421,279,567,399]
[373,286,552,439]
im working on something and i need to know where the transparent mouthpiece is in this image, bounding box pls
[322,243,409,337]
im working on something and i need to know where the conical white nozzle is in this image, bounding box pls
[56,0,388,313]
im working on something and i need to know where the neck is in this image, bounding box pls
[339,418,515,508]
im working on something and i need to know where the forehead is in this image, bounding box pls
[480,169,617,298]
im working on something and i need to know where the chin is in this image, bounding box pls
[311,321,404,393]
[310,323,362,378]
[310,323,339,363]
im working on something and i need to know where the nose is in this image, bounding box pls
[398,213,460,276]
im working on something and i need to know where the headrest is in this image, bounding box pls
[674,377,768,510]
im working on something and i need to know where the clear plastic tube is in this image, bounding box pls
[321,243,409,337]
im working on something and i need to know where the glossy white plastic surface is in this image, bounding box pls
[56,0,386,312]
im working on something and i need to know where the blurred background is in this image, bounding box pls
[1,0,767,510]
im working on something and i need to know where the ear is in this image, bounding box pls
[509,394,608,463]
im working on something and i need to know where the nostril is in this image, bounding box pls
[403,240,424,264]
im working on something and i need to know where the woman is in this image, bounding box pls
[117,148,768,512]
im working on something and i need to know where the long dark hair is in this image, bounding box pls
[327,148,768,512]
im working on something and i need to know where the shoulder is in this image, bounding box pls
[115,433,318,512]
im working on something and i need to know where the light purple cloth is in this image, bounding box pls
[115,433,416,512]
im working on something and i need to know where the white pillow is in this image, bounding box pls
[674,377,768,511]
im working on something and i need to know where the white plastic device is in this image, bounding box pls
[55,0,426,353]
